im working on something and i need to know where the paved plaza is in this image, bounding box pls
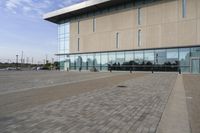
[0,71,123,94]
[0,71,199,133]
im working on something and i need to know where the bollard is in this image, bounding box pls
[151,67,154,73]
[179,68,181,74]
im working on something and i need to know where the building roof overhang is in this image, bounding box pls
[43,0,133,24]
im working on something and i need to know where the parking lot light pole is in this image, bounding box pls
[16,55,19,69]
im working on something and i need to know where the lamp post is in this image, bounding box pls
[16,55,19,69]
[21,51,23,68]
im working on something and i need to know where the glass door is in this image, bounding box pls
[191,59,200,74]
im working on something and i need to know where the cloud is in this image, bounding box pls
[3,0,86,17]
[4,0,49,15]
[62,0,86,6]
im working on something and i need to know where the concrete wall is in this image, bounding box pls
[69,0,200,53]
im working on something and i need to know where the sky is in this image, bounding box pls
[0,0,85,64]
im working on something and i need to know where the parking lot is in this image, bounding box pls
[0,71,198,133]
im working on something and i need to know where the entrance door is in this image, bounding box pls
[191,58,200,74]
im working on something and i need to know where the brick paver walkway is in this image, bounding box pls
[0,71,123,94]
[0,73,177,133]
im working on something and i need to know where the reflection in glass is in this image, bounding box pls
[191,59,200,74]
[94,53,101,66]
[59,55,66,70]
[166,49,179,65]
[75,55,82,68]
[68,47,200,73]
[70,55,75,69]
[125,51,134,62]
[135,51,144,64]
[108,52,116,65]
[155,50,166,65]
[101,53,108,70]
[179,48,190,72]
[191,47,200,57]
[144,50,154,65]
[116,52,125,65]
[82,54,88,70]
[58,22,70,54]
[94,53,101,70]
[87,54,94,69]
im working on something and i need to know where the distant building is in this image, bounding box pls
[44,0,200,73]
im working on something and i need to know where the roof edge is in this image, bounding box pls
[43,0,110,23]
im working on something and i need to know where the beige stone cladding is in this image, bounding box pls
[70,0,200,53]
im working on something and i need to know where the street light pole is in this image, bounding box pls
[32,57,34,65]
[16,55,19,69]
[21,51,23,68]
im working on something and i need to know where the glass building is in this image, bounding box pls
[44,0,200,74]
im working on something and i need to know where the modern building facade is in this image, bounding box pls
[44,0,200,73]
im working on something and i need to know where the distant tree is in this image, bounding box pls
[54,61,60,69]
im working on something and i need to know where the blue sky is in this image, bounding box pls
[0,0,85,63]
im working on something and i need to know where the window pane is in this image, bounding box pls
[93,17,96,32]
[166,49,179,65]
[138,8,141,25]
[94,53,101,66]
[135,51,144,64]
[78,21,80,34]
[108,52,116,65]
[125,51,134,62]
[87,54,94,67]
[179,48,190,66]
[144,50,154,65]
[155,49,166,65]
[116,52,124,65]
[70,55,75,66]
[182,0,186,18]
[81,54,87,70]
[138,29,141,47]
[116,32,119,48]
[58,22,70,55]
[191,47,200,57]
[75,55,82,67]
[101,53,108,70]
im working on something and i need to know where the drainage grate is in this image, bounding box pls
[117,85,127,88]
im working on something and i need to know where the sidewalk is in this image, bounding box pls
[156,75,191,133]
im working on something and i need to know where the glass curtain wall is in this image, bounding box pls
[144,50,154,65]
[166,49,179,71]
[191,47,200,73]
[124,51,134,70]
[82,54,88,70]
[108,52,116,70]
[94,53,101,70]
[58,21,70,70]
[179,48,190,72]
[87,54,94,69]
[69,55,75,70]
[68,47,200,73]
[135,51,144,65]
[101,53,108,70]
